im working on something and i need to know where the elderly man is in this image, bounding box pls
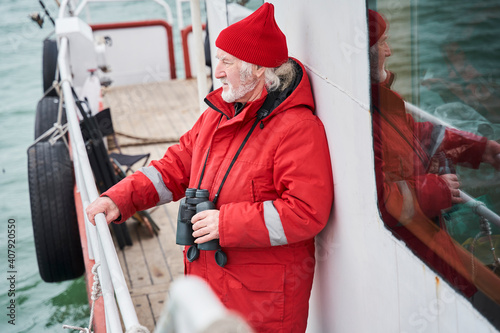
[87,3,333,332]
[369,9,500,297]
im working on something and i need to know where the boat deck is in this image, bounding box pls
[101,78,201,330]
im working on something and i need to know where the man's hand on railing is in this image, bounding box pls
[482,140,500,170]
[86,196,121,225]
[439,173,465,204]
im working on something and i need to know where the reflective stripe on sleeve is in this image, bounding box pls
[138,166,173,205]
[263,200,288,246]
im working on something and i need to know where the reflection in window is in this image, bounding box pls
[368,1,500,328]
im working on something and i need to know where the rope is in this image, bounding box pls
[61,263,151,333]
[30,80,70,151]
[63,263,102,333]
[29,122,69,148]
[118,139,180,148]
[114,130,180,147]
[470,228,483,280]
[470,217,500,279]
[61,325,91,333]
[41,79,60,99]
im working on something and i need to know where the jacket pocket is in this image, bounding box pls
[250,176,277,203]
[223,263,285,332]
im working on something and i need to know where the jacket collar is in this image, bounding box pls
[205,87,268,122]
[205,58,314,123]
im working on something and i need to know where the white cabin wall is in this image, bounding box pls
[272,1,399,331]
[269,0,499,332]
[205,0,498,331]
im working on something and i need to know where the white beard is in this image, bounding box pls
[220,77,259,103]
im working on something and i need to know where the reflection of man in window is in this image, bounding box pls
[369,9,500,297]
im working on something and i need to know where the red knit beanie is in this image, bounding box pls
[216,3,288,68]
[368,9,387,47]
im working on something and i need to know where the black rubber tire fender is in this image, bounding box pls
[42,38,59,97]
[34,96,66,140]
[27,140,85,282]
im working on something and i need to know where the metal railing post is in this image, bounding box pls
[190,0,208,113]
[58,34,143,332]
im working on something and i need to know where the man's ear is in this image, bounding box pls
[254,65,266,78]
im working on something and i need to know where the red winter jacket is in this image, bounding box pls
[372,73,486,297]
[104,58,334,332]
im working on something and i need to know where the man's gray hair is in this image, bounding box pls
[266,60,296,92]
[240,59,297,92]
[369,44,379,83]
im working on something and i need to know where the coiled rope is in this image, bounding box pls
[62,263,150,333]
[470,215,500,280]
[62,263,102,333]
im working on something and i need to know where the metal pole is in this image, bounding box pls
[58,0,70,18]
[190,0,208,113]
[176,0,185,31]
[460,190,500,228]
[59,37,124,333]
[404,101,458,130]
[59,36,142,331]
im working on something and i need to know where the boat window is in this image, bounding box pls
[368,0,500,327]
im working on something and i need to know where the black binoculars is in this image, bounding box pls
[176,188,227,267]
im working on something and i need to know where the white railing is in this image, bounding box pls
[154,276,252,333]
[189,0,208,113]
[59,35,144,333]
[57,1,150,332]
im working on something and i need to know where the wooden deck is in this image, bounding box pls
[101,78,201,331]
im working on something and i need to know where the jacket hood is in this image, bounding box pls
[205,58,314,122]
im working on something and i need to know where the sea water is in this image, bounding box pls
[0,1,90,332]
